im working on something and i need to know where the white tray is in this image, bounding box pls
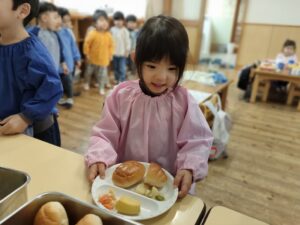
[91,162,178,221]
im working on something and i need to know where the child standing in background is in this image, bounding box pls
[83,10,114,95]
[111,11,131,83]
[58,7,75,40]
[85,15,213,198]
[28,2,68,145]
[85,9,102,37]
[57,7,81,108]
[126,14,139,76]
[29,2,68,75]
[0,0,62,145]
[82,9,101,91]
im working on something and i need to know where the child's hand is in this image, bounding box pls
[0,114,30,135]
[88,162,106,182]
[62,62,69,75]
[173,169,193,198]
[76,60,82,69]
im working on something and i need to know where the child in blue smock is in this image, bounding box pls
[0,0,63,145]
[57,7,81,109]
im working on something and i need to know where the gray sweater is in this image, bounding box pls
[38,29,60,70]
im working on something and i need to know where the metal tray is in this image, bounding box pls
[0,192,141,225]
[0,167,30,221]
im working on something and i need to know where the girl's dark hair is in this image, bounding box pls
[57,7,70,19]
[126,15,137,23]
[12,0,39,26]
[93,9,108,22]
[135,15,189,86]
[38,2,57,18]
[113,11,125,21]
[283,39,296,49]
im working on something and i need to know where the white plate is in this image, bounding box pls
[91,162,178,221]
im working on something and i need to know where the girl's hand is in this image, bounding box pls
[173,169,193,198]
[0,114,30,135]
[88,162,106,182]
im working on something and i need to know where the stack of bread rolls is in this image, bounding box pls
[33,202,103,225]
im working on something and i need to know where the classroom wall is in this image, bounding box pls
[171,0,201,20]
[245,0,300,25]
[237,0,300,66]
[171,0,205,63]
[54,0,147,17]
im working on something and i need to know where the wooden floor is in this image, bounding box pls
[58,71,300,225]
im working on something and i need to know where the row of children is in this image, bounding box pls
[0,0,140,144]
[82,9,139,95]
[31,2,140,108]
[0,0,63,146]
[0,0,141,146]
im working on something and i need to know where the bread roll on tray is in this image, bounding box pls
[112,161,145,188]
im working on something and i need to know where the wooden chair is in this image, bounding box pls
[287,83,300,111]
[250,69,271,102]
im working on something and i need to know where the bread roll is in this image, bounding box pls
[144,162,167,188]
[34,201,69,225]
[112,161,145,188]
[75,214,103,225]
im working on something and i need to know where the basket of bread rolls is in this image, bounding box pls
[0,192,141,225]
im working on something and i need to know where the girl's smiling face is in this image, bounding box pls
[142,57,178,95]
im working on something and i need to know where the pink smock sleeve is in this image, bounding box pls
[84,88,121,168]
[176,93,213,181]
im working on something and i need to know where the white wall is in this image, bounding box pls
[172,0,202,20]
[54,0,147,18]
[245,0,300,25]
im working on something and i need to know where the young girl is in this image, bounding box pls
[0,0,62,144]
[275,39,298,91]
[85,15,213,198]
[276,39,298,65]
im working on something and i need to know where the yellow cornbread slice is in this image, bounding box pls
[115,196,141,215]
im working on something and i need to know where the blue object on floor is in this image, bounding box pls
[199,58,211,65]
[211,58,222,65]
[212,72,228,84]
